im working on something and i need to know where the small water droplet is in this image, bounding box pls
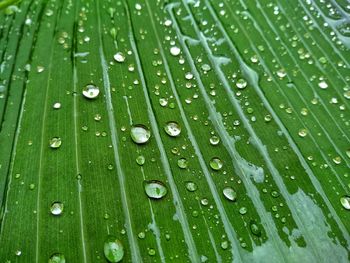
[298,129,308,137]
[249,220,261,237]
[49,253,66,263]
[170,46,181,56]
[148,248,156,256]
[201,64,211,72]
[50,202,63,216]
[223,187,237,201]
[177,158,188,169]
[37,66,45,73]
[53,102,61,109]
[340,195,350,210]
[104,236,124,263]
[144,180,168,199]
[185,181,197,192]
[236,79,247,89]
[113,52,126,63]
[318,81,328,89]
[276,69,287,78]
[49,137,62,149]
[82,84,100,99]
[209,136,220,145]
[164,121,181,137]
[94,114,102,121]
[130,125,151,144]
[209,157,223,171]
[185,72,194,80]
[201,198,209,206]
[15,250,21,256]
[239,207,247,215]
[136,155,145,166]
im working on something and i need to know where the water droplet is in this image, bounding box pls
[340,195,350,210]
[53,102,61,109]
[164,121,181,137]
[82,84,100,99]
[144,180,168,199]
[113,52,126,63]
[138,232,145,239]
[148,248,156,256]
[239,207,247,215]
[130,125,151,144]
[221,241,229,250]
[346,149,350,159]
[164,19,172,27]
[94,114,102,121]
[201,64,211,72]
[344,91,350,100]
[104,236,124,263]
[177,158,188,169]
[185,181,197,192]
[49,253,66,263]
[209,157,223,171]
[136,155,145,166]
[170,46,181,56]
[236,79,247,89]
[201,198,209,206]
[185,72,194,80]
[49,137,62,149]
[276,69,287,78]
[223,187,237,201]
[298,129,308,137]
[37,66,45,73]
[264,115,272,122]
[15,250,21,256]
[333,156,342,165]
[249,220,261,237]
[50,202,63,216]
[209,136,220,145]
[318,81,328,89]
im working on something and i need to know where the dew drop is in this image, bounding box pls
[185,72,194,80]
[340,195,350,210]
[236,79,247,89]
[50,202,63,216]
[164,121,181,137]
[53,102,61,109]
[104,236,124,263]
[49,253,66,263]
[298,129,308,137]
[113,52,126,63]
[209,157,223,171]
[136,155,145,166]
[82,84,100,99]
[177,158,188,169]
[201,64,211,72]
[249,220,262,237]
[239,207,247,215]
[144,180,168,199]
[170,46,181,56]
[318,81,328,89]
[49,137,62,149]
[223,187,237,201]
[185,181,198,192]
[209,136,220,145]
[130,125,151,144]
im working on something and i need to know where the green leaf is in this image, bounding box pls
[0,0,349,262]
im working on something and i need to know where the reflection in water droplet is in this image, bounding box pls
[113,52,126,63]
[209,157,223,171]
[223,187,237,201]
[49,137,62,149]
[170,46,180,56]
[236,79,247,89]
[104,236,124,263]
[177,158,188,169]
[130,125,151,144]
[144,180,168,199]
[50,202,63,215]
[340,195,350,210]
[49,253,66,263]
[164,122,181,137]
[82,84,100,99]
[185,181,197,192]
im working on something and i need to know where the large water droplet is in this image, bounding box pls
[177,158,188,169]
[144,180,168,199]
[49,137,62,149]
[113,52,126,63]
[49,253,66,263]
[104,236,124,263]
[209,157,223,170]
[130,125,151,144]
[50,202,63,215]
[82,84,100,99]
[209,136,220,145]
[340,195,350,210]
[223,187,237,201]
[249,220,261,237]
[164,121,181,137]
[236,79,247,89]
[170,46,180,56]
